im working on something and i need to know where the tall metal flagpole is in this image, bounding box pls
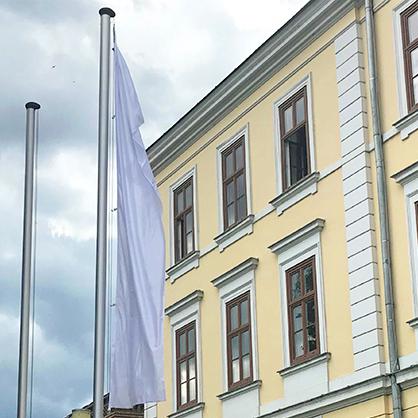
[17,102,40,418]
[94,7,115,418]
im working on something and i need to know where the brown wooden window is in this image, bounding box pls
[279,87,311,190]
[226,292,253,389]
[176,322,197,410]
[401,1,418,113]
[222,137,247,230]
[173,178,194,263]
[286,256,319,365]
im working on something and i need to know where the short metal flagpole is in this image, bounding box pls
[17,101,40,418]
[94,7,115,418]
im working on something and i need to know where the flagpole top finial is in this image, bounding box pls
[25,102,41,110]
[99,7,116,17]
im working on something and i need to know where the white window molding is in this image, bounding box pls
[269,172,320,216]
[214,214,254,252]
[268,219,327,369]
[393,162,418,323]
[393,109,418,140]
[167,403,205,418]
[211,258,259,392]
[273,74,316,197]
[165,290,204,413]
[167,166,199,280]
[216,124,253,235]
[393,0,417,120]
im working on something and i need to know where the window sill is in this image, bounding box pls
[166,251,200,283]
[270,172,320,215]
[217,380,261,401]
[393,109,418,140]
[214,214,254,252]
[167,402,205,418]
[407,317,418,329]
[277,352,331,377]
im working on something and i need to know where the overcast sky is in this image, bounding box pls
[0,1,309,416]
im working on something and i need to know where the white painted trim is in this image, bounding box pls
[167,402,204,418]
[273,74,316,196]
[393,110,418,140]
[393,0,416,119]
[269,220,327,368]
[169,166,199,267]
[167,251,200,283]
[217,380,262,401]
[216,124,252,235]
[213,262,259,392]
[393,165,418,319]
[166,291,204,412]
[214,214,254,252]
[278,352,331,377]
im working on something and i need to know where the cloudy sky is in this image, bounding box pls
[0,0,309,416]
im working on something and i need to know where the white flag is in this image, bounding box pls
[109,43,166,408]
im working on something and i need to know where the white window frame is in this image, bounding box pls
[393,162,418,324]
[393,0,417,118]
[167,167,199,281]
[216,124,253,235]
[212,258,259,392]
[273,74,316,197]
[269,219,327,369]
[165,291,204,412]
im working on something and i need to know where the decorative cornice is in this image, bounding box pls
[278,352,331,377]
[217,380,262,401]
[268,218,325,255]
[407,317,418,329]
[166,251,200,283]
[212,258,259,289]
[147,0,358,175]
[167,403,205,418]
[165,290,204,317]
[392,161,418,186]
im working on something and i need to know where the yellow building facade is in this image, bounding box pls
[145,0,418,417]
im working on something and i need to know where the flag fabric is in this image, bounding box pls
[109,43,166,408]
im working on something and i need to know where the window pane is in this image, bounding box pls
[242,354,251,379]
[231,335,239,359]
[292,305,303,332]
[414,76,418,105]
[307,325,317,352]
[290,271,301,300]
[236,174,245,198]
[240,299,249,325]
[284,105,293,133]
[179,333,186,356]
[226,181,235,204]
[176,221,183,259]
[236,144,244,170]
[408,10,418,43]
[306,298,316,326]
[188,328,195,353]
[232,359,240,383]
[186,232,193,254]
[304,265,313,293]
[294,330,304,357]
[189,378,196,401]
[176,190,184,213]
[225,152,234,177]
[295,96,305,125]
[180,361,187,383]
[237,197,247,222]
[180,382,187,405]
[185,212,193,233]
[227,204,235,227]
[286,126,308,186]
[230,305,238,330]
[188,357,196,379]
[412,48,418,77]
[242,330,250,355]
[185,184,193,207]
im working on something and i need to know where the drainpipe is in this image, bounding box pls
[364,1,402,417]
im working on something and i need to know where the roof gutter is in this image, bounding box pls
[364,1,402,416]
